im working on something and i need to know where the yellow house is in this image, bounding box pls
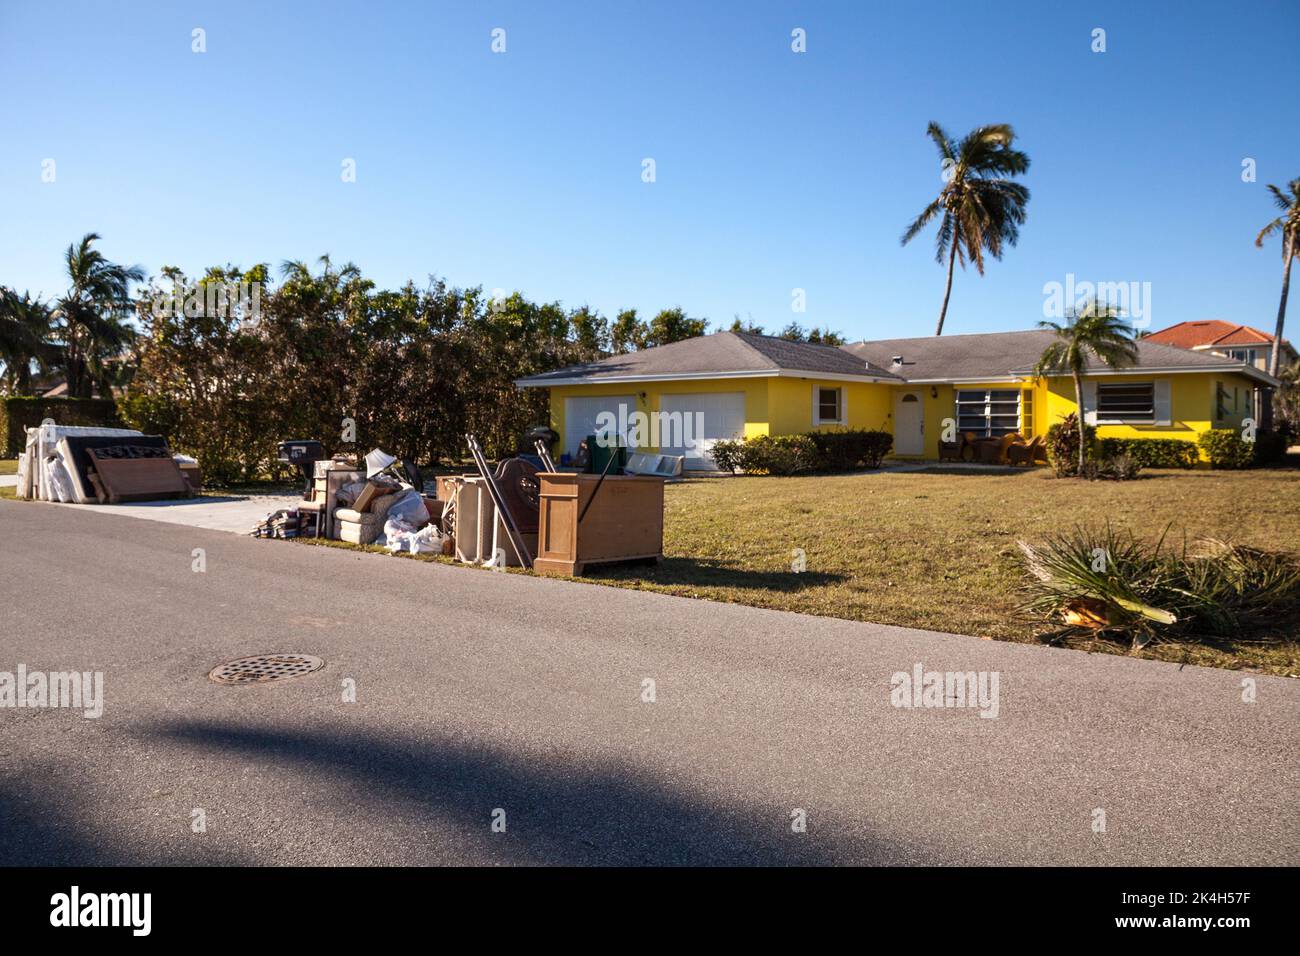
[515,330,1278,470]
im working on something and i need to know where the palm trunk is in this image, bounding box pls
[935,237,958,336]
[1074,370,1086,474]
[1268,233,1293,377]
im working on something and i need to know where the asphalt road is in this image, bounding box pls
[1,499,1296,866]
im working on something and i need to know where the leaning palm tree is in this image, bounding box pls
[0,288,54,395]
[1255,177,1300,377]
[902,123,1031,336]
[1035,299,1139,474]
[53,233,145,398]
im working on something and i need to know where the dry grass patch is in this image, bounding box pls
[587,467,1300,676]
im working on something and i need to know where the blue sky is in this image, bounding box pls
[1,0,1297,341]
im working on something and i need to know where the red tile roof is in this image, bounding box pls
[1145,321,1275,349]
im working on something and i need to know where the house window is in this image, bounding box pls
[815,386,843,425]
[955,389,1021,437]
[1097,382,1155,423]
[1228,348,1257,364]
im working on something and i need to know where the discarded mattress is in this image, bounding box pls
[18,423,148,503]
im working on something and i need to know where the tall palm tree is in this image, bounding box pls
[1255,177,1300,377]
[0,288,53,395]
[1035,299,1139,474]
[54,233,145,398]
[902,123,1031,336]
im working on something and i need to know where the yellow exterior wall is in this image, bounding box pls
[545,376,892,454]
[539,370,1260,463]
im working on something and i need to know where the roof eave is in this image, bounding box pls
[515,367,900,387]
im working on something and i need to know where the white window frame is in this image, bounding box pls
[813,385,846,426]
[1096,381,1156,425]
[954,388,1022,437]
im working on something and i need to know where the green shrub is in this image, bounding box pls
[806,428,893,470]
[738,434,818,475]
[1018,524,1300,648]
[1198,429,1254,469]
[716,429,892,475]
[1252,428,1288,466]
[710,438,743,474]
[1097,437,1199,469]
[1045,414,1096,477]
[0,396,121,457]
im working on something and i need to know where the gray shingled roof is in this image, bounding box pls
[842,329,1269,381]
[516,331,903,385]
[517,328,1272,388]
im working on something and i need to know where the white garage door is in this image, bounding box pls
[563,395,638,457]
[659,392,746,470]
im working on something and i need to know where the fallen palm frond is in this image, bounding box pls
[1017,524,1300,649]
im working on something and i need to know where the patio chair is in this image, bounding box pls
[978,433,1021,464]
[938,432,978,462]
[1006,435,1044,466]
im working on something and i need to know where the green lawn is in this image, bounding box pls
[586,466,1300,676]
[0,459,17,476]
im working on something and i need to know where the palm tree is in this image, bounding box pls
[0,288,53,395]
[902,123,1031,336]
[1255,177,1300,377]
[53,233,145,398]
[1035,299,1139,474]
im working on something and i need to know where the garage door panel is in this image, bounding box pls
[563,395,637,457]
[660,392,745,470]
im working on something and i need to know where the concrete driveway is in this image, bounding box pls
[1,499,1296,866]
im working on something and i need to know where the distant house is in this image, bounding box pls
[1144,321,1295,424]
[516,329,1277,470]
[1144,321,1296,372]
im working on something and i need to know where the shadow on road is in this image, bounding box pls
[0,776,247,866]
[590,557,847,592]
[154,719,895,865]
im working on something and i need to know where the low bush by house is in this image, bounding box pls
[712,428,892,475]
[1098,437,1199,469]
[1044,414,1097,477]
[1199,428,1255,469]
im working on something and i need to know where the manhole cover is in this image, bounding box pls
[208,654,324,685]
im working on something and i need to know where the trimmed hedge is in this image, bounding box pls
[1198,429,1254,469]
[1,397,121,457]
[712,428,892,475]
[1097,437,1199,469]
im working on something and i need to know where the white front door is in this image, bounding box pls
[659,392,746,470]
[893,391,924,456]
[563,395,638,457]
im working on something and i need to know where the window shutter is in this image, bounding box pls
[1153,380,1171,426]
[1081,380,1098,425]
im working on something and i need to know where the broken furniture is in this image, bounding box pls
[623,451,684,478]
[533,473,665,577]
[85,445,193,503]
[334,491,403,545]
[310,459,364,539]
[277,440,325,498]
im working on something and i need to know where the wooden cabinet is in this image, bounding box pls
[533,474,664,576]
